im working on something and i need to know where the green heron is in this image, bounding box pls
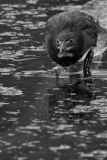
[43,10,98,83]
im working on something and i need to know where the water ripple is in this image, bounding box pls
[0,0,107,160]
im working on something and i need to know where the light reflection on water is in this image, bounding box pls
[0,0,107,160]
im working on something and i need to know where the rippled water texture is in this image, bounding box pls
[0,0,107,160]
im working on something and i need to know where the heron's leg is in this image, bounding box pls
[56,68,61,84]
[83,47,96,98]
[83,47,94,86]
[51,66,62,85]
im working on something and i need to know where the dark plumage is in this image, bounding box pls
[43,10,98,67]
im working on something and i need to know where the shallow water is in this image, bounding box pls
[0,0,107,160]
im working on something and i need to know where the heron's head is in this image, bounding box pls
[55,29,84,66]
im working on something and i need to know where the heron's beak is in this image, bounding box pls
[58,42,73,58]
[58,42,66,58]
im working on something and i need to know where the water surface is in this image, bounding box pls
[0,0,107,160]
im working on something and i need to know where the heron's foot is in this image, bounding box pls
[83,47,94,85]
[51,66,62,73]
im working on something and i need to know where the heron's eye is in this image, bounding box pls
[69,39,74,45]
[56,39,60,45]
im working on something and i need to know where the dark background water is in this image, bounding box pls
[0,0,107,160]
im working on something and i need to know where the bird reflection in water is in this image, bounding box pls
[44,73,96,125]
